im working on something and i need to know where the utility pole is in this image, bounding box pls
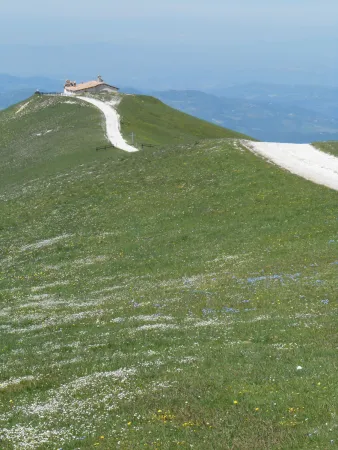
[131,132,135,145]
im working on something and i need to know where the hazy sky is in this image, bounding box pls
[2,0,338,21]
[0,0,337,88]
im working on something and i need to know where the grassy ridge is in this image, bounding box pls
[0,95,110,185]
[0,97,337,449]
[313,141,338,157]
[118,95,251,146]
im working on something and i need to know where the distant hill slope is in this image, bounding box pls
[210,82,338,119]
[118,94,250,145]
[151,89,338,143]
[0,73,62,91]
[0,73,63,110]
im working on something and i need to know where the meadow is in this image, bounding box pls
[0,94,337,449]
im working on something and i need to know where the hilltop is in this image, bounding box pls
[3,76,338,143]
[0,93,337,449]
[0,93,248,181]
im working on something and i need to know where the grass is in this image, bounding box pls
[0,95,111,186]
[0,95,337,449]
[313,141,338,157]
[118,94,251,146]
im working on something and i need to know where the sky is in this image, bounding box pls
[0,0,337,89]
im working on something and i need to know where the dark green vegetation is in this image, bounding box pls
[0,95,337,449]
[118,94,250,146]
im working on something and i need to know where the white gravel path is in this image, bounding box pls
[242,140,338,191]
[78,96,138,153]
[15,101,30,114]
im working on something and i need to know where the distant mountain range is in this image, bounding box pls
[149,86,338,143]
[1,74,338,143]
[208,83,338,120]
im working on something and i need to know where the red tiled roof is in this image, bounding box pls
[65,81,118,92]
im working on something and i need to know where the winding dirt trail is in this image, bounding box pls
[61,94,338,190]
[242,141,338,191]
[78,96,138,153]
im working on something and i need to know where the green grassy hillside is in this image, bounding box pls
[0,93,248,187]
[0,96,337,449]
[313,141,338,157]
[118,94,251,146]
[0,95,109,185]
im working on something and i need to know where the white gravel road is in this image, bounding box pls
[78,96,138,153]
[242,141,338,191]
[60,95,338,189]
